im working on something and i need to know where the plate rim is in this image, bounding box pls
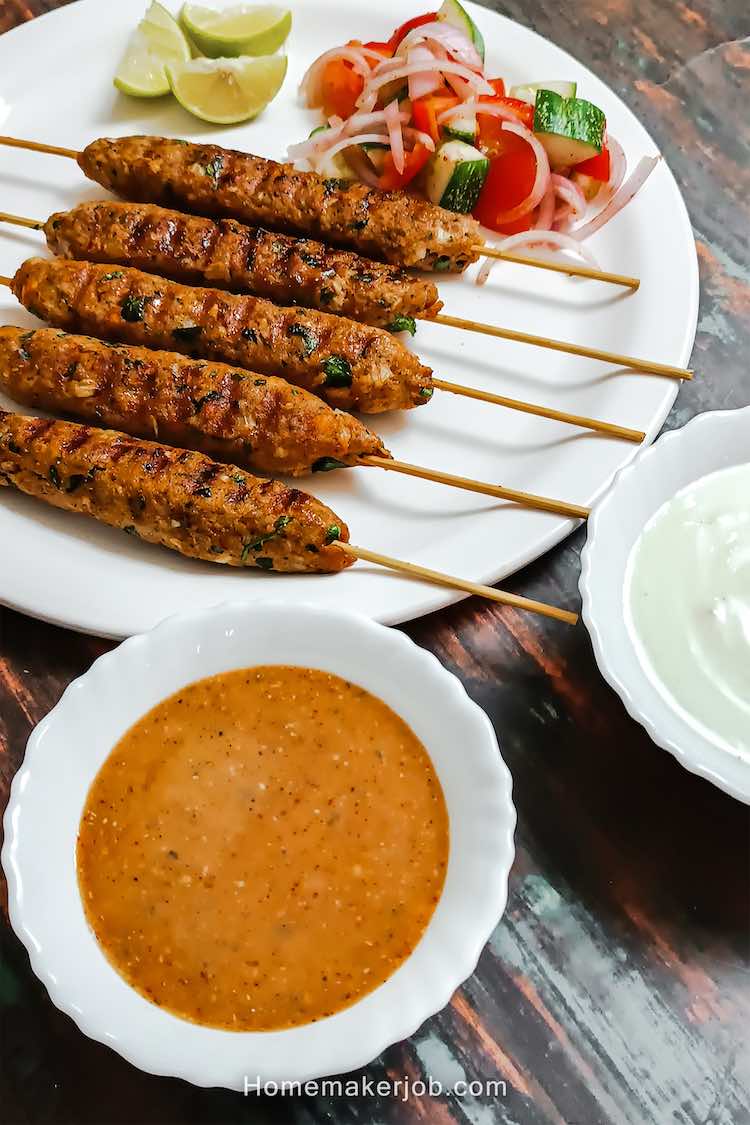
[0,0,700,637]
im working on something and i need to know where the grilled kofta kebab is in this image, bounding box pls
[76,136,483,272]
[0,327,387,476]
[0,408,577,622]
[9,258,431,414]
[0,410,351,572]
[44,201,441,328]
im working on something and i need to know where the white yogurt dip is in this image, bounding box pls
[625,462,750,760]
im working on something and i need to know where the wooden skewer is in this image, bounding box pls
[481,245,639,290]
[427,313,692,380]
[433,379,644,443]
[363,457,588,519]
[0,212,44,231]
[0,137,79,160]
[338,542,578,625]
[0,216,646,444]
[0,135,638,290]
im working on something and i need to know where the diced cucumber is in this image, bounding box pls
[509,80,577,104]
[443,110,477,144]
[425,139,489,213]
[533,89,605,167]
[438,0,485,62]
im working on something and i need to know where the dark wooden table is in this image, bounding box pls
[2,1,749,1122]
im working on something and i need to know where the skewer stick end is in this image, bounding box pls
[341,542,577,624]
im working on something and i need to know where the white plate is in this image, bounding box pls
[1,601,516,1086]
[580,408,750,804]
[0,0,698,637]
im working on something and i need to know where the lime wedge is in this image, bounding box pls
[166,54,288,123]
[180,4,292,58]
[114,1,191,98]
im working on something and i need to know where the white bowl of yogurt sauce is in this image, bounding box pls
[580,406,750,803]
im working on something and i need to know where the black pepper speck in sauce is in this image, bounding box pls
[76,665,449,1031]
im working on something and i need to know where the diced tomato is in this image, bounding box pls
[320,58,364,119]
[379,142,431,191]
[411,94,460,145]
[575,145,610,181]
[475,96,534,158]
[487,78,506,97]
[473,142,538,233]
[387,12,438,53]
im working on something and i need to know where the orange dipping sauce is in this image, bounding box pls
[77,665,449,1031]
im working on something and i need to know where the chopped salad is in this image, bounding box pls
[290,0,658,276]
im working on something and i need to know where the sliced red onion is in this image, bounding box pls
[445,73,472,100]
[475,257,492,285]
[476,100,528,122]
[403,126,436,151]
[550,172,586,230]
[398,21,483,71]
[343,146,382,188]
[357,90,378,113]
[573,155,659,241]
[359,58,492,108]
[535,185,556,230]
[499,230,602,266]
[475,229,602,284]
[409,72,442,99]
[299,45,378,107]
[437,99,476,124]
[606,135,626,195]
[406,46,443,101]
[322,132,397,163]
[384,99,405,175]
[287,128,342,162]
[345,109,408,133]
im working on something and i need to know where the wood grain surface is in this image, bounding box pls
[1,1,749,1122]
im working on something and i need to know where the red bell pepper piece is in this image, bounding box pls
[411,93,460,145]
[379,142,432,191]
[575,146,610,181]
[363,40,394,62]
[475,96,534,159]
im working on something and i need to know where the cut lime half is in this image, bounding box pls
[180,4,292,58]
[114,1,191,98]
[166,54,288,123]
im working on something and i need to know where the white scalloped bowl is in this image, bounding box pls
[1,601,515,1088]
[580,407,750,803]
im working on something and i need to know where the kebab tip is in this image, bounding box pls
[0,410,578,625]
[0,134,639,289]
